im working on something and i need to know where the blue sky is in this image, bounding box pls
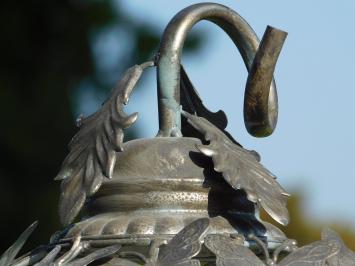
[80,0,355,225]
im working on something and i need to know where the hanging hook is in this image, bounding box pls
[156,3,287,137]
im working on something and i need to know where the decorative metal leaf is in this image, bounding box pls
[66,245,121,266]
[33,246,61,266]
[0,221,38,266]
[153,218,210,266]
[104,258,140,266]
[182,111,289,225]
[16,240,120,266]
[55,235,83,265]
[165,261,200,266]
[321,228,355,265]
[278,239,340,266]
[204,235,265,266]
[55,61,154,225]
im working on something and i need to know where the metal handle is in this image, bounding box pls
[156,3,287,137]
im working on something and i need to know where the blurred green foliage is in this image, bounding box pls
[0,0,202,252]
[261,194,355,250]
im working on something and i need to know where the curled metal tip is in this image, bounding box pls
[244,26,287,137]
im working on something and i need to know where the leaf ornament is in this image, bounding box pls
[5,228,121,266]
[0,221,38,266]
[181,111,289,225]
[66,245,121,266]
[204,232,352,266]
[55,61,154,225]
[28,242,120,266]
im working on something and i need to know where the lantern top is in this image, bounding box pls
[54,3,289,250]
[4,3,354,266]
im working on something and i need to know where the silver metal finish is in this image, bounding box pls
[244,26,287,137]
[156,3,286,137]
[205,234,265,266]
[2,2,355,266]
[3,221,355,265]
[55,62,154,225]
[182,110,289,225]
[52,3,289,244]
[62,136,285,245]
[50,2,290,256]
[0,222,38,266]
[11,236,121,266]
[204,228,355,265]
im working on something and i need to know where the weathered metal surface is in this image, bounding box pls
[244,26,287,137]
[204,234,265,266]
[3,2,354,266]
[0,222,38,266]
[204,228,355,265]
[9,236,121,266]
[49,0,290,257]
[55,61,154,225]
[156,3,285,137]
[51,2,289,249]
[182,111,289,225]
[4,220,355,265]
[321,228,355,265]
[62,137,286,247]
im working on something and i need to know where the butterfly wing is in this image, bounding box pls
[278,239,340,266]
[55,62,153,225]
[182,111,289,226]
[321,228,355,265]
[156,218,209,266]
[204,235,265,266]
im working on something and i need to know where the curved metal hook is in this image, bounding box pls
[156,3,287,137]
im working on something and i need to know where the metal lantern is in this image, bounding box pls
[2,3,355,266]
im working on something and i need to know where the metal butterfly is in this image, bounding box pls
[116,218,210,266]
[321,228,355,265]
[205,228,355,266]
[204,234,265,266]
